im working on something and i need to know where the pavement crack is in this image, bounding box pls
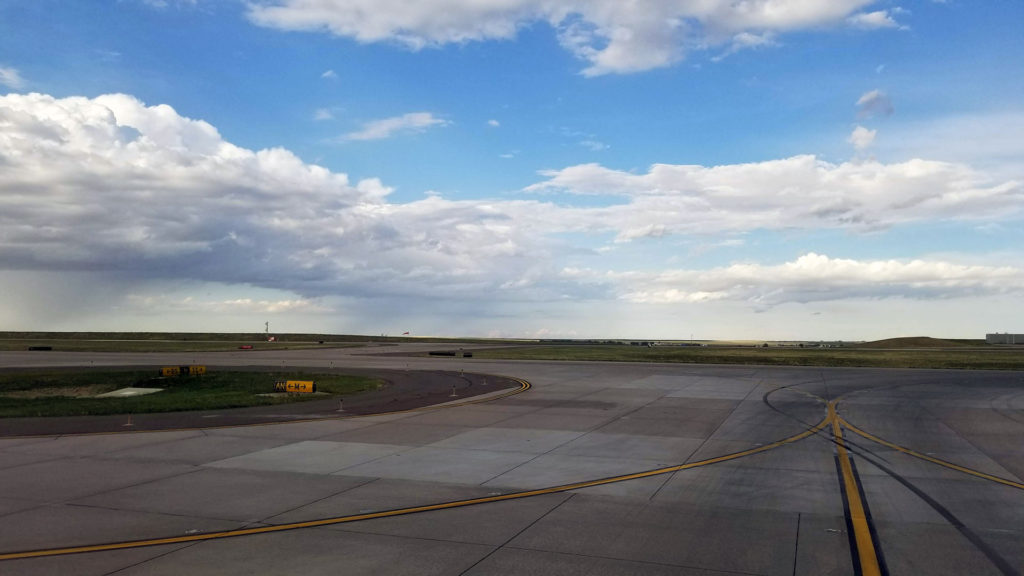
[103,540,204,575]
[257,476,379,524]
[791,512,801,576]
[457,492,576,575]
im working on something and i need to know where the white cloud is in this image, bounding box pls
[321,69,338,79]
[571,253,1024,306]
[247,0,883,75]
[848,125,876,150]
[847,10,902,29]
[313,107,334,121]
[875,111,1024,175]
[0,66,25,90]
[126,294,333,314]
[712,32,778,61]
[342,112,449,141]
[138,0,198,8]
[2,92,1021,318]
[487,119,500,127]
[856,89,893,118]
[527,155,1023,239]
[579,139,608,151]
[0,93,549,302]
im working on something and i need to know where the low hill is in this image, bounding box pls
[855,336,978,349]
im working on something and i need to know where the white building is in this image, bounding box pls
[986,333,1024,344]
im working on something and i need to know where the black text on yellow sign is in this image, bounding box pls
[160,365,206,377]
[274,380,316,393]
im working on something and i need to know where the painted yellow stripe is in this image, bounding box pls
[0,412,827,561]
[5,377,531,440]
[838,416,1024,491]
[829,402,882,576]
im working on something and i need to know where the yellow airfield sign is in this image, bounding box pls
[160,365,206,377]
[275,380,316,393]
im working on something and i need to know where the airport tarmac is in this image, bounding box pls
[0,344,1022,575]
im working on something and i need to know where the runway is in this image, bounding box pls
[1,345,1022,575]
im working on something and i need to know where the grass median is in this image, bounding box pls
[0,370,381,418]
[0,339,365,353]
[469,345,1024,370]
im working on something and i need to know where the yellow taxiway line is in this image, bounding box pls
[829,402,882,576]
[838,416,1024,491]
[0,412,829,561]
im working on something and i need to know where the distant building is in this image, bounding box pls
[987,333,1024,344]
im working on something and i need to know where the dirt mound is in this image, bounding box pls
[856,336,971,349]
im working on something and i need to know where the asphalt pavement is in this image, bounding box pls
[0,344,1021,575]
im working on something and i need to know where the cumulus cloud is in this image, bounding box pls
[527,155,1023,239]
[847,10,903,29]
[568,253,1024,306]
[848,125,876,150]
[0,93,563,303]
[857,89,893,118]
[246,0,884,75]
[342,112,449,140]
[712,32,778,61]
[2,92,1022,312]
[0,66,25,89]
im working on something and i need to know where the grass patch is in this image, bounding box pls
[470,345,1024,370]
[0,370,381,418]
[0,339,365,353]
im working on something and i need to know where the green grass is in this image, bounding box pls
[0,370,381,418]
[470,345,1024,370]
[0,339,366,353]
[0,331,522,350]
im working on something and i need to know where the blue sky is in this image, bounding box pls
[1,1,1022,339]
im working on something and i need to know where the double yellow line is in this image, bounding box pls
[829,402,882,576]
[838,416,1024,491]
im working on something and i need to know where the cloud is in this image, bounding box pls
[2,92,1021,314]
[321,69,338,79]
[874,111,1024,174]
[137,0,198,8]
[246,1,886,75]
[856,89,893,118]
[848,125,876,150]
[579,139,608,151]
[847,10,903,29]
[527,155,1023,239]
[0,66,25,89]
[342,112,449,141]
[0,93,551,302]
[313,107,334,121]
[712,32,779,61]
[487,119,500,127]
[125,294,333,314]
[569,253,1024,306]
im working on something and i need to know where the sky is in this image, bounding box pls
[0,0,1022,340]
